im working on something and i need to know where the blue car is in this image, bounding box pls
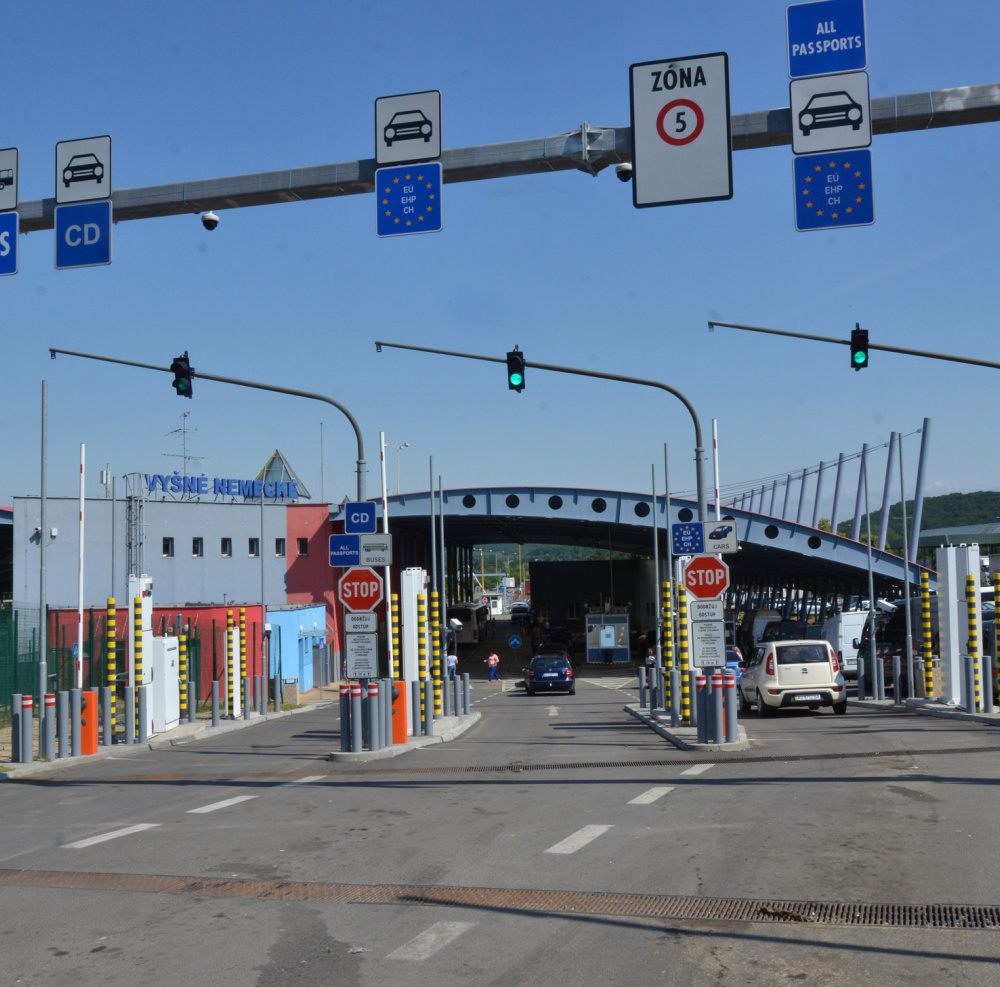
[726,646,744,686]
[524,655,575,695]
[709,525,734,540]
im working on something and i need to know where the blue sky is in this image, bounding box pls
[2,0,998,520]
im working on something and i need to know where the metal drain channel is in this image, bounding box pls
[1,869,997,930]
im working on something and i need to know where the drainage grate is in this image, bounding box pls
[0,869,997,930]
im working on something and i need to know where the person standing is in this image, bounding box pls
[447,650,458,680]
[485,650,500,682]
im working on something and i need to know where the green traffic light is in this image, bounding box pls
[509,371,523,387]
[853,351,867,366]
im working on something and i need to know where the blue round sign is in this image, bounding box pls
[508,635,522,650]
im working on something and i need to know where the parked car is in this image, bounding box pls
[726,646,744,686]
[523,654,575,695]
[738,639,847,716]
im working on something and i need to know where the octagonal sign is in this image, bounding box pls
[683,555,730,600]
[338,566,384,612]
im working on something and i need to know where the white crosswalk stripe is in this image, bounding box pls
[62,823,160,849]
[680,763,714,776]
[544,824,613,854]
[187,795,257,814]
[628,786,674,804]
[386,921,475,961]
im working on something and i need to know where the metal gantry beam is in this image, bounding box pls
[14,83,1000,232]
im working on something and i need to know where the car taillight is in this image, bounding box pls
[765,654,774,675]
[566,668,573,678]
[831,657,840,674]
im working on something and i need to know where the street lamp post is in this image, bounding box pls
[388,442,409,495]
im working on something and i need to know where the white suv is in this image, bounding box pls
[738,640,847,717]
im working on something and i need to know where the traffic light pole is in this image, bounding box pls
[707,320,1000,372]
[49,347,368,501]
[375,339,709,523]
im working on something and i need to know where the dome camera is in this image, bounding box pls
[615,162,633,183]
[201,211,220,231]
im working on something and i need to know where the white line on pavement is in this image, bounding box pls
[680,764,714,776]
[547,705,559,717]
[627,786,675,805]
[187,795,258,814]
[386,921,475,961]
[278,775,325,787]
[544,824,613,855]
[61,823,160,849]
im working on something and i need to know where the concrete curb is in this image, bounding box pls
[853,696,1000,726]
[328,711,482,762]
[625,704,750,751]
[0,701,332,781]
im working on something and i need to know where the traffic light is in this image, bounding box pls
[506,347,525,392]
[170,351,194,397]
[850,324,869,371]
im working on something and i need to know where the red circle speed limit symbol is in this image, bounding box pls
[656,98,704,146]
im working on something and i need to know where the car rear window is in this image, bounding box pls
[775,644,829,665]
[532,658,568,671]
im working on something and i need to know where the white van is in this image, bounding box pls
[821,610,870,678]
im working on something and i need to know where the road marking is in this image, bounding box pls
[544,824,613,855]
[187,795,258,814]
[628,786,674,805]
[386,921,475,961]
[547,705,559,717]
[62,823,160,849]
[279,775,324,787]
[680,764,714,776]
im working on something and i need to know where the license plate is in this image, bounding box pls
[795,693,821,701]
[543,672,558,678]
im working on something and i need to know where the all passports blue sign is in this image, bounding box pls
[787,0,867,79]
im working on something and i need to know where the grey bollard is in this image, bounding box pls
[339,685,351,752]
[244,676,252,720]
[368,682,381,752]
[724,671,738,743]
[443,671,452,716]
[454,675,463,720]
[44,694,56,761]
[101,687,112,746]
[422,680,434,736]
[382,678,392,748]
[211,680,220,727]
[964,652,976,713]
[189,678,197,723]
[892,652,902,704]
[711,672,725,744]
[254,675,261,715]
[695,675,708,744]
[11,693,20,763]
[138,686,148,743]
[273,675,280,713]
[21,696,33,764]
[58,691,70,757]
[462,672,471,715]
[351,684,363,753]
[638,668,647,709]
[983,659,995,715]
[124,686,135,744]
[411,680,422,737]
[71,689,82,757]
[670,667,680,727]
[857,653,867,701]
[876,657,885,701]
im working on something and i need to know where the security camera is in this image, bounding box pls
[615,162,633,183]
[201,211,220,231]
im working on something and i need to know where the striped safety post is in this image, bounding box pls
[44,693,56,760]
[106,598,117,742]
[678,584,691,725]
[132,597,143,729]
[350,682,363,753]
[921,572,934,698]
[695,673,707,744]
[417,592,427,682]
[391,593,401,680]
[966,575,980,712]
[179,633,188,723]
[661,580,673,712]
[227,610,235,718]
[431,590,442,718]
[239,608,247,715]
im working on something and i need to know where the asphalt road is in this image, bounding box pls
[2,667,1000,986]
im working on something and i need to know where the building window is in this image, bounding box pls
[275,538,286,558]
[162,537,174,558]
[248,537,260,558]
[221,537,232,558]
[192,537,203,558]
[297,537,309,557]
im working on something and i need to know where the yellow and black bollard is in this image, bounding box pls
[678,584,690,725]
[417,592,427,681]
[391,593,401,680]
[661,580,673,710]
[133,596,143,729]
[227,609,235,717]
[106,598,116,739]
[179,633,188,722]
[921,572,934,698]
[431,590,442,717]
[966,575,980,711]
[239,607,247,712]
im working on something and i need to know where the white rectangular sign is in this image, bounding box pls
[790,71,871,154]
[345,632,379,678]
[691,618,727,667]
[376,90,441,166]
[360,533,392,566]
[689,599,725,623]
[0,148,18,212]
[344,612,378,634]
[703,520,739,555]
[56,136,112,204]
[629,52,732,207]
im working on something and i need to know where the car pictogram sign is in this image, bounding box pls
[683,555,730,600]
[338,566,384,612]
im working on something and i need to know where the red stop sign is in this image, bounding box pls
[338,566,384,612]
[683,556,730,600]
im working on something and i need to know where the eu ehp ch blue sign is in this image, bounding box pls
[787,0,867,78]
[55,200,112,269]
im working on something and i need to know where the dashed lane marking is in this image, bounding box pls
[187,795,258,814]
[628,786,674,805]
[385,921,476,961]
[680,764,714,777]
[61,823,160,849]
[544,824,613,855]
[278,775,325,787]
